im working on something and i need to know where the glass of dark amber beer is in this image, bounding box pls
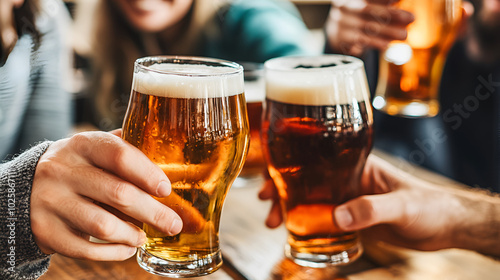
[262,55,373,266]
[122,56,249,277]
[238,62,266,180]
[373,0,462,117]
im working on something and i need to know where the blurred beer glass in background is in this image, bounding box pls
[234,62,266,185]
[122,56,249,277]
[373,0,462,117]
[262,55,373,266]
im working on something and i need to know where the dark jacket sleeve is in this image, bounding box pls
[1,141,53,280]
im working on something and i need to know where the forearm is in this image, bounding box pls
[451,188,500,257]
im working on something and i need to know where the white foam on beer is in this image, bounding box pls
[265,56,370,106]
[244,79,266,102]
[133,63,244,98]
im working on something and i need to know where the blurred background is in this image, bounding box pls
[62,0,331,129]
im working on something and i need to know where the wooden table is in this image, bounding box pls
[40,151,500,280]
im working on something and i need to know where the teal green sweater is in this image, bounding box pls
[103,0,319,129]
[201,0,318,63]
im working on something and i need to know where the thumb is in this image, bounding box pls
[109,128,122,138]
[333,192,406,232]
[458,1,474,38]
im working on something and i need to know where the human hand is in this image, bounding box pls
[258,171,283,229]
[325,0,414,56]
[31,131,183,261]
[259,155,464,251]
[332,155,463,251]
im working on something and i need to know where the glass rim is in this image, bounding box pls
[134,55,243,77]
[264,54,364,72]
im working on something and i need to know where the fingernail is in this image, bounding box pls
[335,206,353,229]
[128,247,137,256]
[169,218,183,235]
[157,180,171,197]
[138,231,147,246]
[396,29,408,40]
[402,11,415,22]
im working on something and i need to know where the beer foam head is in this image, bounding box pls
[265,55,370,106]
[133,58,244,98]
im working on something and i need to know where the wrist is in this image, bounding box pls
[0,141,53,277]
[450,188,500,257]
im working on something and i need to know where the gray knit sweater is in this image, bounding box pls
[1,0,71,279]
[1,142,53,279]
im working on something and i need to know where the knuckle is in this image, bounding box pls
[364,21,381,36]
[68,132,95,157]
[357,196,377,222]
[401,196,419,224]
[35,157,64,180]
[90,214,116,239]
[146,168,163,191]
[33,165,67,208]
[32,185,50,207]
[152,208,170,230]
[110,145,128,168]
[68,132,91,148]
[110,182,133,208]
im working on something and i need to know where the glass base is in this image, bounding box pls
[137,248,223,278]
[285,242,363,268]
[372,96,439,118]
[232,172,265,188]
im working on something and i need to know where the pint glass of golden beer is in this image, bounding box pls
[262,55,373,266]
[122,56,249,277]
[373,0,462,117]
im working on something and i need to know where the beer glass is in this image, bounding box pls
[373,0,462,117]
[122,56,249,277]
[238,62,266,179]
[262,55,373,266]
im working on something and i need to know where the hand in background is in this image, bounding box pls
[31,131,183,261]
[325,0,414,56]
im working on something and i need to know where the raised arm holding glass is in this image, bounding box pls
[326,0,500,192]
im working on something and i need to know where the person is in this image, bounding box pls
[325,0,500,193]
[259,0,500,259]
[1,1,183,279]
[0,0,71,160]
[73,0,318,130]
[259,154,500,257]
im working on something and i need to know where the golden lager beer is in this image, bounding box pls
[373,0,462,117]
[122,56,249,277]
[263,55,373,266]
